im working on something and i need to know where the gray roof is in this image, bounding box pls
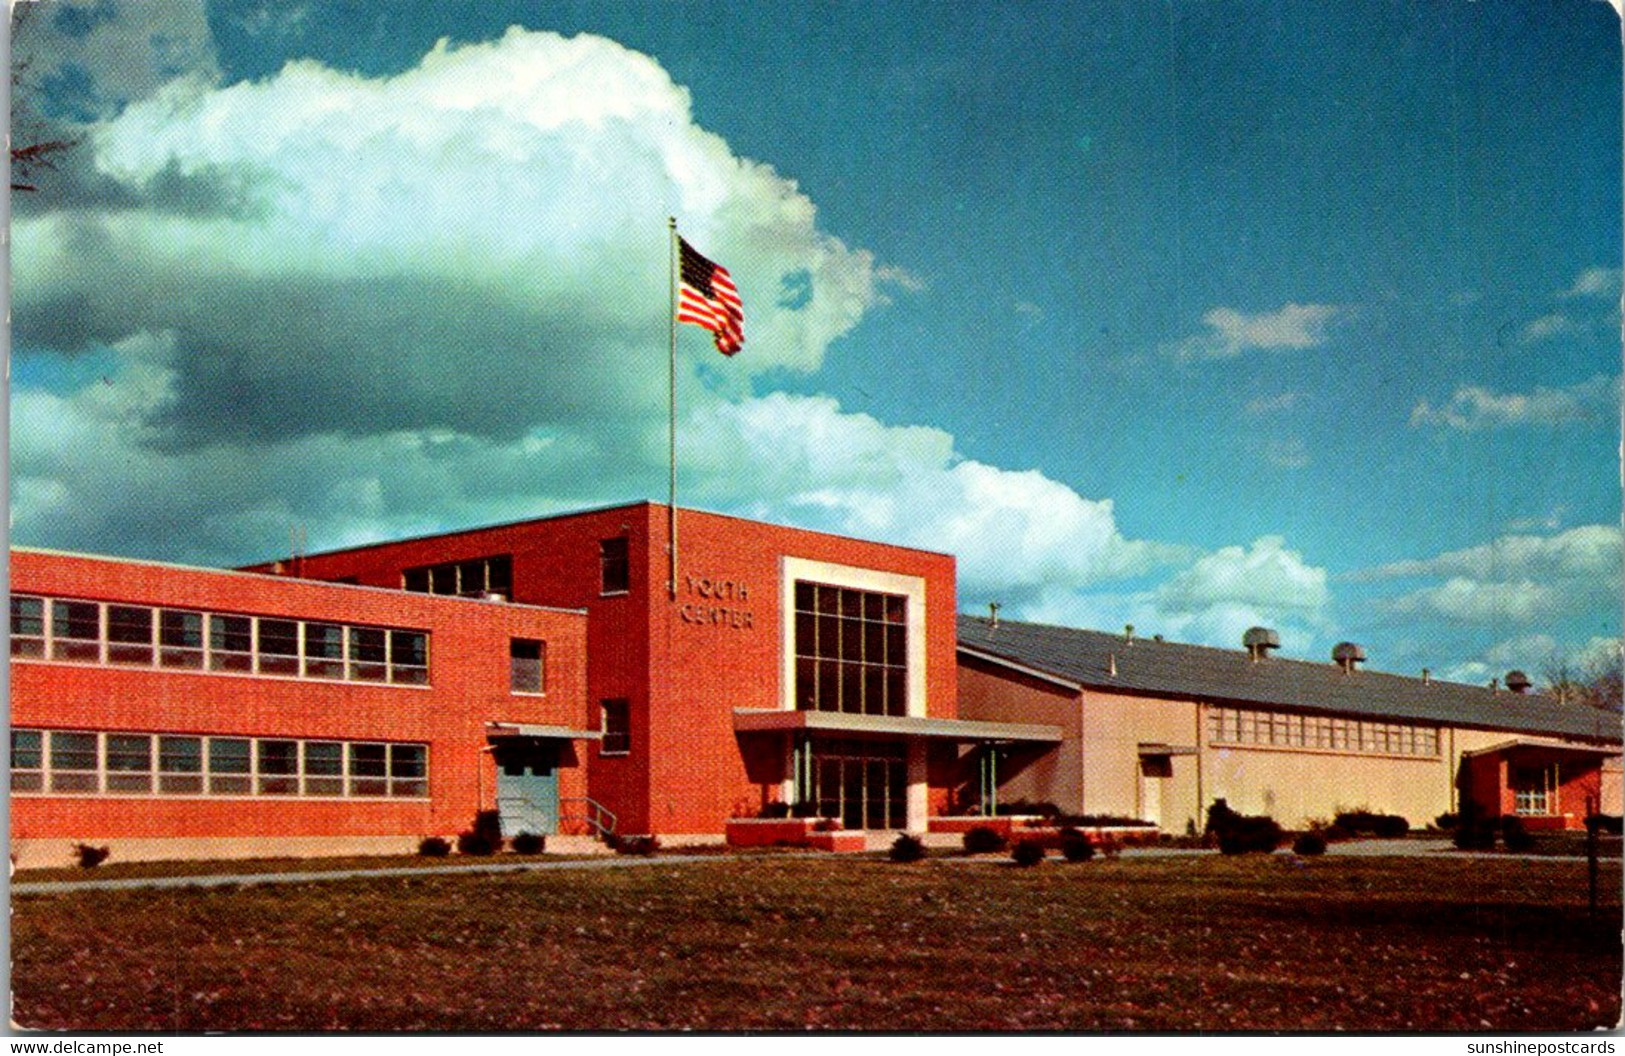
[958,616,1623,745]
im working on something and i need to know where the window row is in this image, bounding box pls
[1206,707,1440,757]
[11,729,428,798]
[11,595,429,686]
[403,554,512,598]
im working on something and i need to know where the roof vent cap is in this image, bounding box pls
[1505,670,1533,694]
[1242,626,1281,661]
[1332,641,1367,672]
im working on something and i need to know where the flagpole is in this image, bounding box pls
[667,216,679,600]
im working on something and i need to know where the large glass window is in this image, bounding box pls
[258,740,301,795]
[210,614,254,673]
[1206,707,1438,758]
[403,555,513,598]
[209,738,252,795]
[1512,765,1556,816]
[303,741,344,796]
[390,744,428,797]
[390,631,428,685]
[793,582,907,716]
[258,619,300,675]
[349,743,389,797]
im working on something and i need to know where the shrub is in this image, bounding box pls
[962,825,1008,855]
[72,843,110,869]
[1292,832,1327,856]
[510,831,546,855]
[1206,799,1282,854]
[1434,812,1460,831]
[994,800,1061,818]
[758,802,792,819]
[812,817,842,832]
[789,801,821,819]
[611,834,659,856]
[1011,839,1046,867]
[1452,804,1497,850]
[1586,814,1623,836]
[1321,824,1353,843]
[417,836,452,858]
[1095,836,1123,859]
[889,834,927,863]
[1332,810,1409,838]
[457,809,505,856]
[1500,815,1535,853]
[1060,829,1095,862]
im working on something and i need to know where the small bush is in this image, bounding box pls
[510,831,546,855]
[789,801,821,819]
[1332,811,1409,838]
[1094,836,1123,859]
[1434,812,1460,831]
[962,825,1008,855]
[1500,815,1535,853]
[1217,815,1283,855]
[1321,823,1353,843]
[417,836,452,858]
[1292,832,1327,856]
[1452,820,1497,850]
[1586,814,1623,836]
[812,817,842,832]
[1060,829,1095,862]
[889,834,927,863]
[1011,839,1046,866]
[758,802,792,819]
[994,800,1061,818]
[457,830,500,856]
[72,843,110,869]
[612,834,659,856]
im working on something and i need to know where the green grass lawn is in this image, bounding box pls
[12,853,1621,1032]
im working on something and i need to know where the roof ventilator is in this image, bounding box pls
[1332,641,1367,674]
[1505,670,1532,694]
[1242,626,1280,662]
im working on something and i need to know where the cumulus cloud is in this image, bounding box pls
[1408,375,1619,430]
[1164,303,1340,361]
[1518,312,1577,344]
[1359,525,1622,583]
[1437,634,1621,686]
[14,28,903,455]
[1244,392,1300,416]
[1130,536,1333,649]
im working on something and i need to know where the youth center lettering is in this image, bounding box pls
[678,574,755,630]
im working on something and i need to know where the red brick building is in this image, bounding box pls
[256,502,1058,839]
[10,548,593,865]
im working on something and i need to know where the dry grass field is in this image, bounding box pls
[12,852,1621,1032]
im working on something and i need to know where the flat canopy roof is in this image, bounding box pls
[1462,737,1622,759]
[486,722,602,741]
[732,708,1062,744]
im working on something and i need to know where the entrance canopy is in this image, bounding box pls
[732,708,1061,744]
[1462,737,1619,761]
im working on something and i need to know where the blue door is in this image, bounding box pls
[494,741,559,836]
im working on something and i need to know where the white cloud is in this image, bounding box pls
[1559,266,1623,300]
[14,28,898,451]
[1165,303,1340,361]
[1358,525,1621,628]
[1437,634,1621,686]
[1409,375,1619,430]
[1244,392,1300,416]
[1360,524,1622,583]
[1518,312,1577,344]
[1264,437,1310,469]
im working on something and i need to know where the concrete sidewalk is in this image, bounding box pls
[10,852,747,895]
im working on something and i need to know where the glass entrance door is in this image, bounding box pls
[810,739,906,830]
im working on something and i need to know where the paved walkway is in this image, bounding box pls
[11,853,747,895]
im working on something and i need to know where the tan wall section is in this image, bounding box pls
[1202,744,1447,828]
[1078,690,1202,832]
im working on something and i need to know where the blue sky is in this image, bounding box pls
[10,0,1622,684]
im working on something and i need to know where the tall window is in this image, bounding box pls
[793,582,907,716]
[600,538,630,594]
[510,639,545,694]
[1512,764,1556,816]
[600,699,631,755]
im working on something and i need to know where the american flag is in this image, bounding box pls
[676,237,744,356]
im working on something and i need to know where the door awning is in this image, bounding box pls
[1461,737,1620,759]
[732,708,1062,744]
[486,722,602,741]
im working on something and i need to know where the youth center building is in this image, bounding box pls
[10,502,1621,864]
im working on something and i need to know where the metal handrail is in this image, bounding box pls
[561,796,618,841]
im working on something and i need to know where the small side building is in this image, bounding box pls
[957,616,1622,833]
[10,548,593,866]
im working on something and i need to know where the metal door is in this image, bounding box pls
[494,741,559,836]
